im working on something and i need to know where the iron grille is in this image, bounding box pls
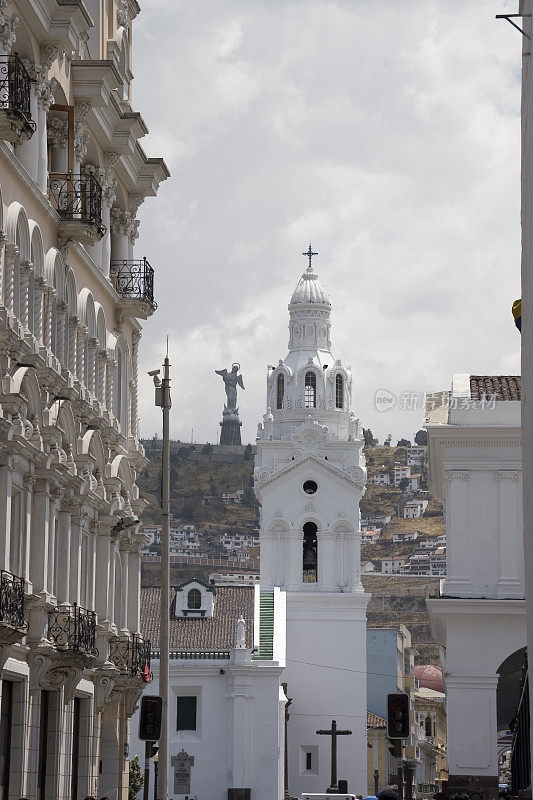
[109,633,151,677]
[0,53,35,131]
[511,665,530,795]
[48,603,98,657]
[110,258,156,307]
[0,569,25,630]
[48,172,105,232]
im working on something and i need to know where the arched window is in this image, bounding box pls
[425,715,432,737]
[304,371,316,408]
[335,374,344,409]
[187,589,201,610]
[276,373,284,410]
[302,521,318,583]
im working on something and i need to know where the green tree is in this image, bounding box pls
[202,443,214,454]
[243,443,253,461]
[399,477,410,491]
[414,429,427,446]
[129,755,143,800]
[397,438,411,448]
[181,503,195,521]
[210,482,217,496]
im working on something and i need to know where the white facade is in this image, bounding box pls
[426,374,525,799]
[0,1,168,798]
[381,558,407,575]
[255,255,370,796]
[403,499,428,518]
[369,471,390,485]
[394,465,411,486]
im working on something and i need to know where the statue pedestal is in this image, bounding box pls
[220,410,242,445]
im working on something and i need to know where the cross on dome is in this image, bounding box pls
[302,242,318,271]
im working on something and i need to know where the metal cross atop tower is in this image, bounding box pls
[302,242,318,269]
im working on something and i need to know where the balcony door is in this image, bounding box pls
[0,680,13,800]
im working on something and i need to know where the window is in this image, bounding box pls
[304,371,316,408]
[276,373,284,409]
[425,715,432,737]
[9,487,23,577]
[302,521,318,582]
[38,690,50,800]
[70,698,81,800]
[177,696,197,731]
[335,374,344,408]
[187,589,201,610]
[303,480,318,495]
[306,752,312,771]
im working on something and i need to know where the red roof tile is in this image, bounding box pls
[470,376,521,401]
[140,585,254,651]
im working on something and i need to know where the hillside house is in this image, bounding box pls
[369,471,391,486]
[381,558,408,574]
[394,465,411,486]
[403,499,429,519]
[361,514,393,527]
[392,531,420,543]
[409,473,423,491]
[407,445,427,466]
[362,561,376,573]
[363,529,381,543]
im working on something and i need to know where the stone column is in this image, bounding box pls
[22,474,35,585]
[68,315,78,375]
[19,259,33,331]
[496,471,524,598]
[35,69,54,193]
[76,322,87,384]
[95,520,113,623]
[33,276,45,343]
[110,208,130,262]
[47,113,68,173]
[101,165,117,278]
[106,356,116,414]
[87,337,97,396]
[29,479,50,595]
[259,531,274,590]
[44,285,56,350]
[288,529,303,589]
[56,499,76,604]
[47,486,62,598]
[4,242,18,313]
[130,331,141,439]
[98,350,107,404]
[56,299,67,366]
[443,470,471,596]
[127,541,141,634]
[318,531,335,590]
[0,459,11,572]
[70,508,83,606]
[119,538,129,634]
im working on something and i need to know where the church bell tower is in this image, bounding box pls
[255,247,370,796]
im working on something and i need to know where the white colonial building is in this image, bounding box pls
[426,374,525,799]
[254,252,370,796]
[0,1,168,798]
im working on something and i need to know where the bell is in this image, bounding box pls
[303,546,317,570]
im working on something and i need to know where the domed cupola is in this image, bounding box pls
[288,244,332,353]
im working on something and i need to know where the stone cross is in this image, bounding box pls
[171,750,195,794]
[316,719,352,792]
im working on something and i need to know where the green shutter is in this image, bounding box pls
[254,591,274,660]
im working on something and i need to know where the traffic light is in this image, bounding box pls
[387,693,410,739]
[139,695,163,741]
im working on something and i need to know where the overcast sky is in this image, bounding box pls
[131,0,522,445]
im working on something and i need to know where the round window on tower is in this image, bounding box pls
[303,480,318,495]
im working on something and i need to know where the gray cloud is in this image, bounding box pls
[132,0,521,445]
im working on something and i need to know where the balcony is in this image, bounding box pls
[109,634,151,681]
[110,258,157,320]
[0,54,35,144]
[0,570,26,644]
[48,603,98,662]
[48,172,105,244]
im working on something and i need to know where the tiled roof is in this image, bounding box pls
[367,711,387,728]
[140,585,254,651]
[414,664,445,693]
[470,375,521,401]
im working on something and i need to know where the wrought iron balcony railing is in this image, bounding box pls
[110,258,156,307]
[48,172,105,233]
[0,53,35,137]
[109,634,151,679]
[48,603,98,658]
[0,569,26,631]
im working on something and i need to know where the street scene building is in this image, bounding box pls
[0,0,167,798]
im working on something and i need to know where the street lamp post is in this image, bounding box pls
[150,354,171,800]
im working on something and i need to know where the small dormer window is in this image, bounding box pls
[276,374,284,410]
[304,371,316,408]
[187,589,201,610]
[335,374,344,409]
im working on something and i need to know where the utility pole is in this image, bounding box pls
[150,351,171,800]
